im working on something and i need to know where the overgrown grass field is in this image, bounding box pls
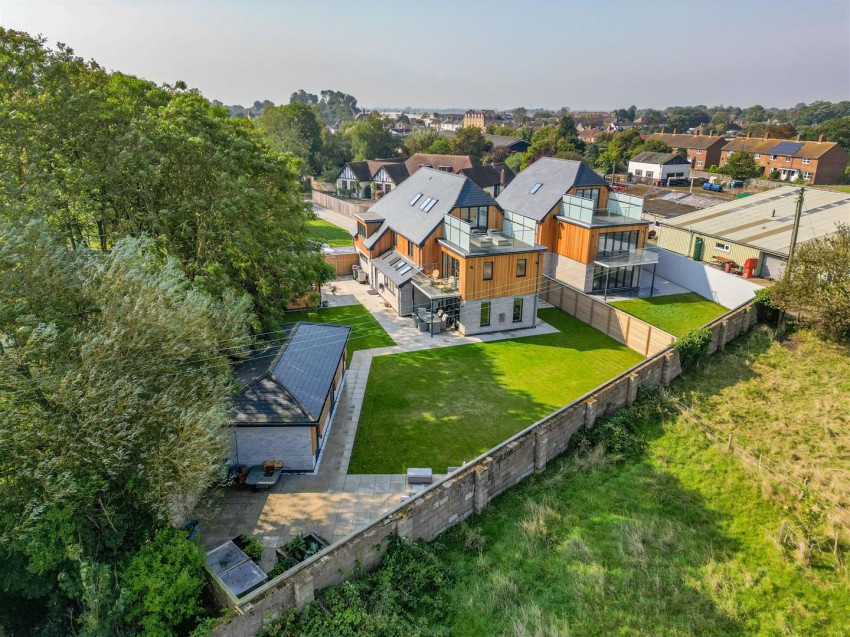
[609,292,728,337]
[349,308,644,473]
[285,304,394,363]
[307,218,353,247]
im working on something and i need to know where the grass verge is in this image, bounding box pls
[609,292,728,337]
[307,218,353,247]
[348,308,644,473]
[285,304,394,363]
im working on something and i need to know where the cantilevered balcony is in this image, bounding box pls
[441,214,540,256]
[559,191,646,227]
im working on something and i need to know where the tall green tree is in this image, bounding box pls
[718,151,763,179]
[449,126,493,159]
[257,102,324,174]
[0,29,332,329]
[404,129,442,154]
[342,113,400,160]
[0,220,252,633]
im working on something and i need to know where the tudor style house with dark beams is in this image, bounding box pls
[354,168,544,335]
[496,158,654,295]
[230,323,350,472]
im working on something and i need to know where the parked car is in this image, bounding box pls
[667,178,689,186]
[702,182,723,192]
[726,179,745,188]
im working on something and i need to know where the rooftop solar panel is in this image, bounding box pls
[768,141,804,156]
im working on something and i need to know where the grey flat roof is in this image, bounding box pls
[661,186,850,256]
[231,322,350,425]
[496,157,608,222]
[374,250,418,286]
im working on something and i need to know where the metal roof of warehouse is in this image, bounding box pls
[661,186,850,256]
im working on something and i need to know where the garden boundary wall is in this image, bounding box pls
[209,301,758,637]
[311,190,370,218]
[323,250,359,277]
[540,275,676,357]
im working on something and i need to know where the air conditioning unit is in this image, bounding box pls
[498,313,506,323]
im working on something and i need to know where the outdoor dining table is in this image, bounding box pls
[416,310,442,334]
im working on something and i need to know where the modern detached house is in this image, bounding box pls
[230,323,350,472]
[496,158,655,296]
[354,168,544,335]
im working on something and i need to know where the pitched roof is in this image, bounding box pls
[495,157,608,221]
[484,134,531,150]
[373,250,418,286]
[630,151,689,165]
[365,168,497,246]
[340,158,405,182]
[721,137,845,160]
[661,186,850,256]
[460,163,515,189]
[648,133,726,150]
[231,323,350,425]
[404,153,478,175]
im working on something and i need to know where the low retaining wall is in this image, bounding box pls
[311,191,370,217]
[540,275,676,357]
[210,301,758,637]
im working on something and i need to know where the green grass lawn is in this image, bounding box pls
[285,304,394,363]
[307,218,353,247]
[436,414,850,635]
[609,292,727,337]
[348,308,644,474]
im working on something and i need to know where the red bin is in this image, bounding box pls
[743,258,758,279]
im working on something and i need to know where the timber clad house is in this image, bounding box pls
[719,136,848,185]
[496,158,653,295]
[354,168,544,335]
[647,133,726,170]
[337,153,514,199]
[230,323,350,472]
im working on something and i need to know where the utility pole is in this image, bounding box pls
[777,187,805,337]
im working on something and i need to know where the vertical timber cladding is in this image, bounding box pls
[455,249,542,300]
[210,304,757,637]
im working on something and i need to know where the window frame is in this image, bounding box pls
[480,301,491,327]
[512,298,524,323]
[516,258,527,278]
[407,241,415,258]
[482,261,494,281]
[714,242,731,253]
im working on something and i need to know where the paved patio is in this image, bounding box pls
[199,278,559,559]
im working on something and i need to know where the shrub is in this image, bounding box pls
[121,527,208,637]
[753,288,780,326]
[674,326,713,372]
[236,533,265,562]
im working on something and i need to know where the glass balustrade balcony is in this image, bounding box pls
[441,214,539,256]
[560,191,646,227]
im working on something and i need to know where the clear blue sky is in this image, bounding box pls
[2,0,848,110]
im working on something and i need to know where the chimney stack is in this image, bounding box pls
[818,134,824,143]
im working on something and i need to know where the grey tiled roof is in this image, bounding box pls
[231,323,350,425]
[373,250,418,286]
[630,151,687,165]
[496,157,608,221]
[366,168,498,245]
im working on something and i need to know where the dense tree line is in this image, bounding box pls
[0,28,334,635]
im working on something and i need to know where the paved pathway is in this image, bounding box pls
[200,279,559,555]
[312,202,356,234]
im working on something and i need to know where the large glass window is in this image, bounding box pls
[407,241,415,258]
[592,266,637,292]
[516,258,527,278]
[483,261,493,281]
[513,298,524,323]
[597,230,639,257]
[357,222,367,237]
[575,188,600,209]
[442,253,460,278]
[458,206,489,229]
[480,301,491,327]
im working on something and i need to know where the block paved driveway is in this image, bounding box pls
[200,278,557,565]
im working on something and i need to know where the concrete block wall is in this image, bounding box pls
[210,302,758,637]
[459,293,537,336]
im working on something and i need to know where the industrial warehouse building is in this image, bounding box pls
[656,186,850,280]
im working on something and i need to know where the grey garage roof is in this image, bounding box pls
[661,186,850,257]
[231,322,350,425]
[629,151,690,165]
[496,157,608,222]
[365,167,498,246]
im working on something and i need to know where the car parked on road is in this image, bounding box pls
[726,179,745,188]
[702,182,723,192]
[666,178,690,186]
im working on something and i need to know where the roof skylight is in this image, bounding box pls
[529,183,542,194]
[423,198,438,212]
[410,193,422,206]
[419,197,433,210]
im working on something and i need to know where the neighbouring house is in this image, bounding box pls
[655,185,850,279]
[230,323,350,472]
[463,109,514,131]
[438,114,464,131]
[354,168,545,335]
[496,157,654,294]
[369,153,515,197]
[719,135,849,184]
[483,134,532,154]
[647,133,727,171]
[628,151,692,185]
[578,128,606,143]
[335,158,406,198]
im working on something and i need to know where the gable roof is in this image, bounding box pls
[231,323,350,425]
[365,168,497,246]
[648,133,726,150]
[629,151,690,165]
[721,137,845,160]
[403,153,478,175]
[339,158,405,182]
[484,134,531,151]
[460,163,515,189]
[495,157,608,221]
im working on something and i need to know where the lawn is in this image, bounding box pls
[436,417,850,635]
[285,304,394,363]
[609,292,727,337]
[348,308,644,474]
[307,218,353,247]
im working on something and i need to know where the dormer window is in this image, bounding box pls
[438,165,452,172]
